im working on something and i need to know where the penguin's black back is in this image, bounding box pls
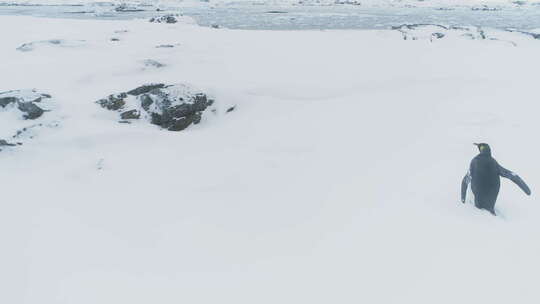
[470,154,500,212]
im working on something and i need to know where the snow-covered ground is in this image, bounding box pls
[2,14,540,304]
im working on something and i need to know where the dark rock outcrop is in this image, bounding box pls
[127,83,166,96]
[0,96,18,107]
[432,32,445,39]
[0,139,18,152]
[97,84,215,131]
[17,102,45,120]
[0,140,16,147]
[96,93,127,111]
[150,14,180,24]
[0,89,50,120]
[138,87,212,131]
[120,109,140,120]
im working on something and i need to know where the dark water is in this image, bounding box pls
[1,2,540,30]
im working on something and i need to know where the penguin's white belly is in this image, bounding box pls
[466,186,475,205]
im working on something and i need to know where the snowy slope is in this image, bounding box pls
[2,15,540,304]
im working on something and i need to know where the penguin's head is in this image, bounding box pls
[474,143,491,154]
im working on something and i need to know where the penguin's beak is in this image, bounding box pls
[473,143,479,146]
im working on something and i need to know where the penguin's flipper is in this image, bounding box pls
[461,171,471,203]
[498,165,531,196]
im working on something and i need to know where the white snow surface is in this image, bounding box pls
[2,15,540,304]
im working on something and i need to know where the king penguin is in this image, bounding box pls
[461,143,531,215]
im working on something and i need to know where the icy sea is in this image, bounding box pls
[1,2,540,30]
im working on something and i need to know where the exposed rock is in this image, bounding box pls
[477,28,487,39]
[17,102,45,120]
[0,140,16,147]
[0,92,58,153]
[0,89,50,120]
[0,137,23,152]
[154,112,202,131]
[111,38,120,42]
[140,94,154,111]
[150,14,180,24]
[226,105,236,113]
[115,4,144,12]
[120,109,140,120]
[432,32,445,39]
[156,44,176,48]
[140,88,212,131]
[97,83,215,131]
[96,93,127,111]
[0,96,18,107]
[127,83,166,96]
